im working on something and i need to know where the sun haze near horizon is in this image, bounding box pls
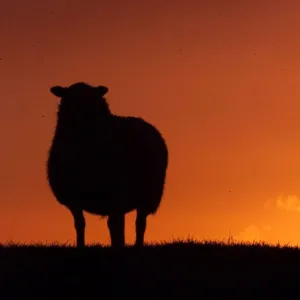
[1,0,300,246]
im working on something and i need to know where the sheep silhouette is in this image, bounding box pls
[47,82,168,248]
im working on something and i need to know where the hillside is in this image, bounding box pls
[1,240,300,299]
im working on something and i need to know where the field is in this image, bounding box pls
[1,239,300,299]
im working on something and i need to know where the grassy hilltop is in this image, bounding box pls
[1,239,300,299]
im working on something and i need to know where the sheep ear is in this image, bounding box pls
[50,86,67,98]
[96,86,108,97]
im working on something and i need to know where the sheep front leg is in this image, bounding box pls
[135,210,147,247]
[70,207,85,248]
[107,213,125,249]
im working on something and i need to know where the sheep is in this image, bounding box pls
[47,82,168,249]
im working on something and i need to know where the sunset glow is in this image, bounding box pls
[1,0,300,246]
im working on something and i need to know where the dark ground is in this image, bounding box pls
[1,240,300,299]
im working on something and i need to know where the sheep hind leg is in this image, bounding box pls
[69,207,85,248]
[135,210,147,247]
[107,213,125,249]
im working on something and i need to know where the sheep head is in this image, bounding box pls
[50,82,110,117]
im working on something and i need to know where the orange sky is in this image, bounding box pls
[1,0,300,245]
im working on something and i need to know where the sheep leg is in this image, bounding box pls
[135,210,147,247]
[70,207,85,248]
[107,213,125,249]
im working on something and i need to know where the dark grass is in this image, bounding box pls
[2,239,300,299]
